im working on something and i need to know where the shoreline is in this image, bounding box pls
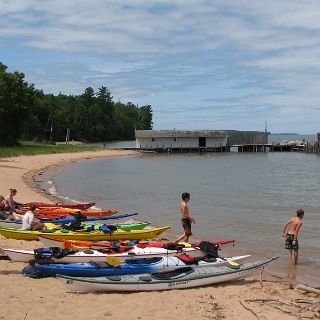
[0,149,139,203]
[0,150,319,320]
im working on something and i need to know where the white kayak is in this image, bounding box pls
[57,257,278,292]
[2,246,250,264]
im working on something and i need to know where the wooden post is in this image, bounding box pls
[65,128,70,144]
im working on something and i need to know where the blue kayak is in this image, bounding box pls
[21,253,251,278]
[40,212,138,224]
[22,257,164,278]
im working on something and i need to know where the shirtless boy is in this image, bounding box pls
[175,192,195,243]
[281,209,304,265]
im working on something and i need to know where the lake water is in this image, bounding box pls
[40,134,320,286]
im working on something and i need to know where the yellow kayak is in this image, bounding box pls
[0,226,171,241]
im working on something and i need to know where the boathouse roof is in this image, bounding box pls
[135,130,227,138]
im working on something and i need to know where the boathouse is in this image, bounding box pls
[135,130,228,151]
[135,130,269,152]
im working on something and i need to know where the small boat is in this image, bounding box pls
[78,222,150,231]
[0,220,149,232]
[40,212,139,224]
[57,257,278,292]
[3,240,237,263]
[30,208,119,218]
[23,202,95,210]
[0,226,170,241]
[0,213,139,228]
[37,236,235,252]
[22,254,251,278]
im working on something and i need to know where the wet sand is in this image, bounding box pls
[0,150,319,320]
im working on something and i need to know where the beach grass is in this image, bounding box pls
[0,141,107,158]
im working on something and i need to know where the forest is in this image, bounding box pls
[0,63,153,146]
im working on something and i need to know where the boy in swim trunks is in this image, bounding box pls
[175,192,195,243]
[281,209,304,265]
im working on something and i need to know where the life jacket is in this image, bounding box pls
[176,253,197,265]
[198,241,220,258]
[163,242,185,251]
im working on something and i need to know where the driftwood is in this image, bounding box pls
[245,298,293,307]
[259,266,264,286]
[295,284,320,295]
[239,301,259,319]
[246,297,320,318]
[263,302,294,314]
[245,298,296,315]
[297,301,320,313]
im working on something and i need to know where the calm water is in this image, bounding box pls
[41,143,320,286]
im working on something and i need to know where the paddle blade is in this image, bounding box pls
[179,242,192,248]
[105,256,124,266]
[44,223,59,229]
[71,246,91,251]
[227,260,239,266]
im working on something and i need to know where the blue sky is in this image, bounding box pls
[1,0,320,134]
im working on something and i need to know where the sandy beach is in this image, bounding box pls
[0,150,319,320]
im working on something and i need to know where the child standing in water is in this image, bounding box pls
[281,209,304,265]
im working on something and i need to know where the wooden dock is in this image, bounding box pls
[304,141,320,154]
[117,143,312,153]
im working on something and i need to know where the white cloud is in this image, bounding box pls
[1,0,320,132]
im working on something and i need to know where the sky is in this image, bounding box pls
[1,0,320,134]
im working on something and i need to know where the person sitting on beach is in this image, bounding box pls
[4,188,23,220]
[175,192,195,243]
[281,209,304,265]
[0,194,8,220]
[21,204,47,231]
[0,194,5,208]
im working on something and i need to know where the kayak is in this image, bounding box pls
[23,202,95,210]
[79,222,150,231]
[4,240,237,263]
[0,220,149,231]
[57,257,278,292]
[22,254,251,278]
[0,213,139,229]
[0,226,171,241]
[40,212,139,224]
[38,235,235,251]
[29,208,119,218]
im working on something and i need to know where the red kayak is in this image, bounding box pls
[38,235,235,250]
[23,202,95,210]
[20,207,119,218]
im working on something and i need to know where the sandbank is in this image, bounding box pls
[0,150,319,320]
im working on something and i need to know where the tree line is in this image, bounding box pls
[0,63,153,146]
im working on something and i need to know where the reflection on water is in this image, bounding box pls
[42,150,320,286]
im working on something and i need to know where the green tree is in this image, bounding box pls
[0,63,153,144]
[137,105,153,130]
[0,63,34,145]
[94,86,114,140]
